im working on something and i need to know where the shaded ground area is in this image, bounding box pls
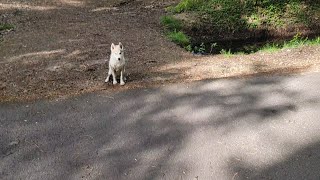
[170,0,320,53]
[0,0,320,102]
[1,72,320,179]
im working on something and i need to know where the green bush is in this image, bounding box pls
[172,0,320,31]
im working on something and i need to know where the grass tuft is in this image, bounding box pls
[173,0,204,13]
[220,49,233,57]
[160,16,182,31]
[259,43,281,53]
[259,35,320,53]
[161,16,191,50]
[167,31,190,47]
[0,24,14,31]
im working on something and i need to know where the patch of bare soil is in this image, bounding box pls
[0,0,320,102]
[159,45,320,82]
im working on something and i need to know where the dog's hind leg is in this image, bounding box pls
[105,68,112,83]
[123,67,127,81]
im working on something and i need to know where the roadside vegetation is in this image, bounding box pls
[0,24,14,31]
[161,0,320,54]
[259,35,320,53]
[160,16,191,48]
[0,23,14,42]
[218,34,320,55]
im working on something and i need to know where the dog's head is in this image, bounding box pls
[111,42,124,61]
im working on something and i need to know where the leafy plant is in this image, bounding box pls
[192,43,206,54]
[185,44,192,51]
[210,42,218,53]
[197,43,206,54]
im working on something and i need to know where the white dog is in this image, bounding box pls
[105,42,126,85]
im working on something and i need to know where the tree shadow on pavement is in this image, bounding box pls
[228,140,320,180]
[1,72,320,179]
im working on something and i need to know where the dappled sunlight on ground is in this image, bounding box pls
[4,49,66,63]
[1,0,320,179]
[1,0,319,102]
[156,45,320,82]
[91,7,119,12]
[59,0,85,7]
[1,73,320,179]
[0,3,57,11]
[0,0,186,101]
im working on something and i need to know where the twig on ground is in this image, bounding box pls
[232,172,238,180]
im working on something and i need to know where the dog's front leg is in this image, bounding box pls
[111,69,117,85]
[120,69,125,86]
[105,67,112,83]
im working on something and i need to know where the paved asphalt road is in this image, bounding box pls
[1,73,320,180]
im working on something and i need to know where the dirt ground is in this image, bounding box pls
[0,0,320,102]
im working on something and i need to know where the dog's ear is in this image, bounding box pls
[119,42,123,50]
[111,43,115,51]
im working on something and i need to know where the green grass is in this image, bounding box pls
[167,31,190,47]
[259,43,281,53]
[0,24,14,31]
[169,0,319,32]
[217,35,320,55]
[220,49,233,57]
[160,16,182,31]
[259,36,320,53]
[160,16,191,50]
[162,1,319,53]
[283,35,320,48]
[220,49,247,57]
[172,0,204,13]
[234,51,246,55]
